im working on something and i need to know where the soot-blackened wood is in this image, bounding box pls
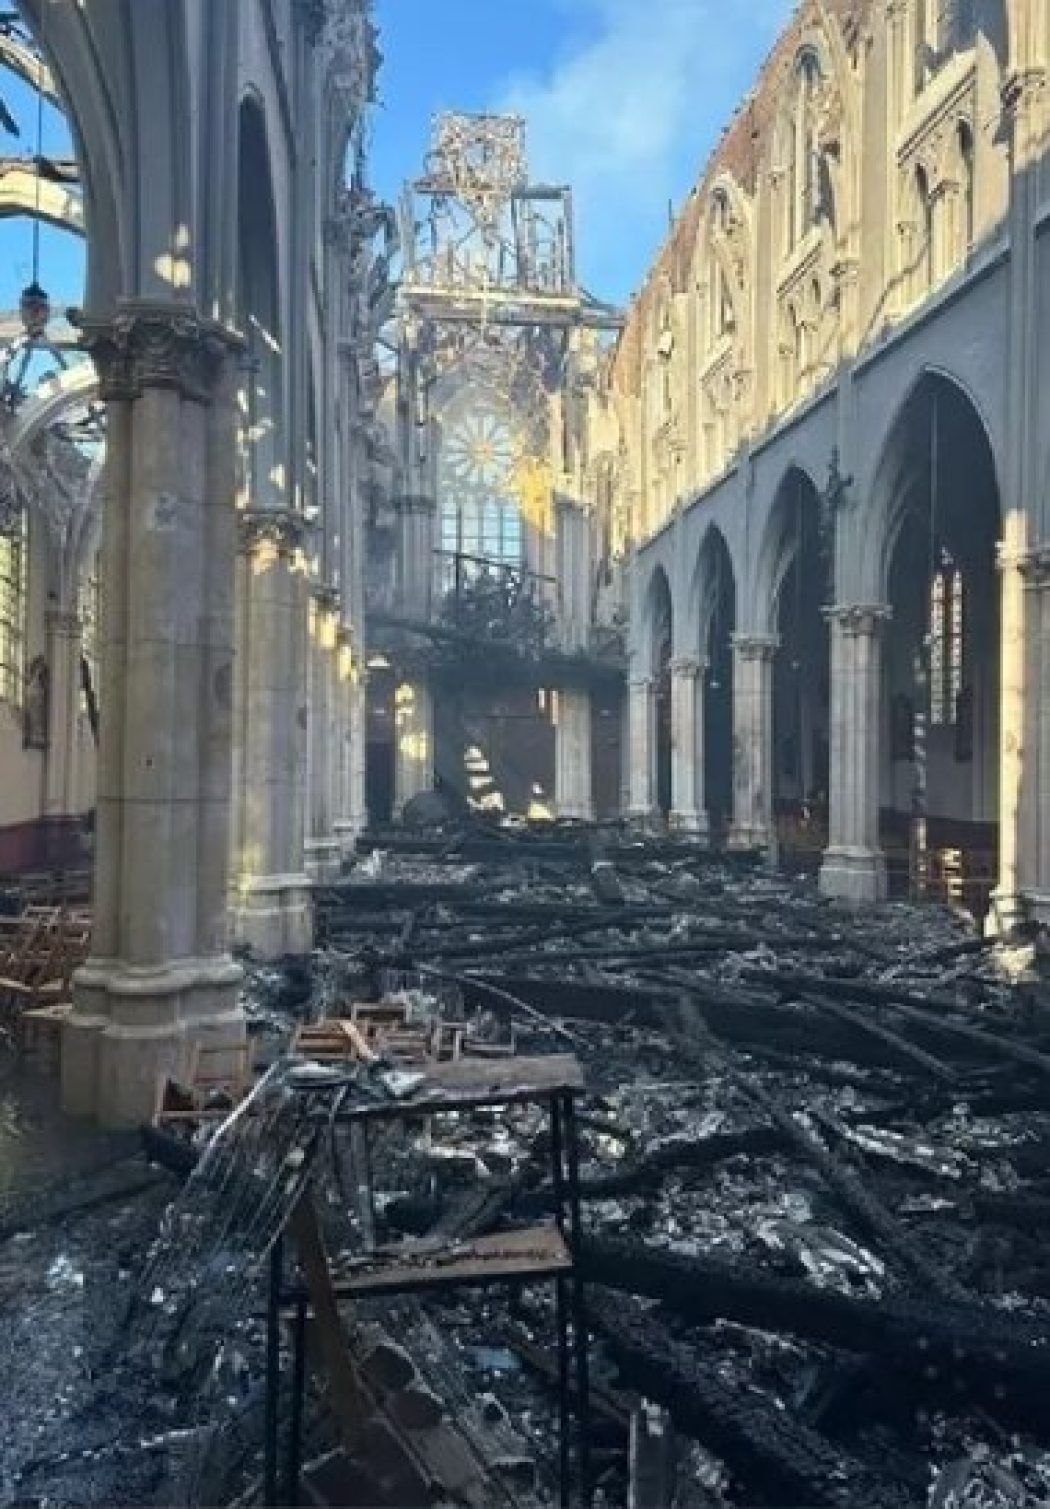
[580,1237,1050,1426]
[593,1301,912,1508]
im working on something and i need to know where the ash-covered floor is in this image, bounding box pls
[3,829,1050,1507]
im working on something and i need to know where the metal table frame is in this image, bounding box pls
[264,1055,591,1508]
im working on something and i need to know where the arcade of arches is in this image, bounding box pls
[0,0,1048,1128]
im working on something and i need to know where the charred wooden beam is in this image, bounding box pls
[592,1299,913,1507]
[580,1237,1050,1426]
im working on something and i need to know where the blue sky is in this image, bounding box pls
[372,0,793,303]
[0,0,793,317]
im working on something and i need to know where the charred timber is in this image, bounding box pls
[592,1300,914,1507]
[580,1237,1050,1428]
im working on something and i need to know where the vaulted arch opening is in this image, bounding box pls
[878,374,1000,916]
[647,565,673,820]
[697,527,736,840]
[769,468,830,867]
[237,97,285,509]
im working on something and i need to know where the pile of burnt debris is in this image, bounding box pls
[4,823,1050,1508]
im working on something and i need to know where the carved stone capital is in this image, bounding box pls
[310,581,341,613]
[732,633,779,662]
[76,301,240,404]
[1018,548,1050,588]
[238,508,309,559]
[628,674,655,694]
[293,0,327,44]
[824,603,892,637]
[1001,68,1047,121]
[669,655,705,679]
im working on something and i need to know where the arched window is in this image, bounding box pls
[929,553,964,726]
[712,188,731,236]
[794,53,821,246]
[79,554,100,707]
[957,121,975,252]
[0,510,26,706]
[914,164,934,292]
[714,266,735,340]
[793,303,806,380]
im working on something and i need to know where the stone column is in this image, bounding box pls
[393,677,434,816]
[728,634,778,855]
[1019,548,1050,925]
[555,687,594,820]
[819,606,890,904]
[43,609,83,822]
[333,623,368,855]
[396,494,436,621]
[230,510,313,958]
[627,674,656,820]
[65,302,245,1128]
[305,584,341,881]
[669,655,707,837]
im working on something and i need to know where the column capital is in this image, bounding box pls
[731,632,779,662]
[238,508,310,558]
[669,655,706,679]
[76,300,241,404]
[823,603,892,636]
[292,0,327,44]
[628,673,655,693]
[1010,546,1050,587]
[310,581,341,613]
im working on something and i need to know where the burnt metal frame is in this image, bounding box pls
[263,1079,591,1508]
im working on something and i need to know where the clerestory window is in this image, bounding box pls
[0,510,26,707]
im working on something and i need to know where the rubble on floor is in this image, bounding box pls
[2,824,1050,1506]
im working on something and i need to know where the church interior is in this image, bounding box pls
[2,2,1050,1505]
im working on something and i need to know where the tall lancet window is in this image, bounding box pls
[929,553,964,726]
[0,509,26,706]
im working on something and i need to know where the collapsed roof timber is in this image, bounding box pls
[4,828,1050,1505]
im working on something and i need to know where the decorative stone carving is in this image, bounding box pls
[324,0,381,124]
[310,582,341,613]
[76,302,239,405]
[824,603,892,636]
[238,508,310,558]
[1018,547,1050,588]
[731,633,778,662]
[669,655,705,679]
[292,0,327,45]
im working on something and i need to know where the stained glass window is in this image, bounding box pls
[439,403,524,590]
[79,555,100,707]
[929,559,964,727]
[929,570,946,725]
[0,511,26,706]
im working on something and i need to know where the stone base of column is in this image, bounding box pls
[334,816,366,863]
[305,837,342,883]
[728,823,776,857]
[558,797,595,822]
[819,846,888,905]
[670,809,709,839]
[626,806,660,830]
[63,956,244,1129]
[989,885,1034,935]
[230,873,313,959]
